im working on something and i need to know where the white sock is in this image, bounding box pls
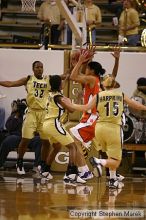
[78,165,89,173]
[84,165,89,171]
[99,159,107,166]
[109,170,117,179]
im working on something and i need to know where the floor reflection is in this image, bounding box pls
[0,172,145,220]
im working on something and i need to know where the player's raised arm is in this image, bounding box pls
[70,49,94,84]
[111,46,121,79]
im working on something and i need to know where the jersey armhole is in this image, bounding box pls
[54,95,63,105]
[26,75,31,82]
[96,94,99,109]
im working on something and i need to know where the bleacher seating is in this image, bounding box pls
[0,0,145,47]
[0,0,42,44]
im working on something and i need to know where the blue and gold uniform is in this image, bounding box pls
[22,75,50,139]
[43,91,74,146]
[94,89,124,160]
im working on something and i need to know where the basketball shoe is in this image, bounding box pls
[16,159,25,175]
[116,174,125,181]
[41,164,53,180]
[79,171,94,180]
[107,173,125,182]
[63,174,86,187]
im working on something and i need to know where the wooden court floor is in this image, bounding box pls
[0,170,145,220]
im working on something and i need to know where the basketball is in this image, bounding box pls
[71,50,81,61]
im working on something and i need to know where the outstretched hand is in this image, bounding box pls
[111,45,121,59]
[81,44,96,56]
[61,97,72,105]
[79,46,95,63]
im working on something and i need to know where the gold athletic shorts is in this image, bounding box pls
[94,122,123,161]
[42,118,74,146]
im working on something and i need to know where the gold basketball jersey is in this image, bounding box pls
[45,91,65,119]
[26,75,50,110]
[97,89,124,125]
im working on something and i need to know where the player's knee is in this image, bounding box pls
[110,157,121,169]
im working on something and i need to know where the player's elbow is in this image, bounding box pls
[68,109,74,113]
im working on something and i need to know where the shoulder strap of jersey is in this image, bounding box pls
[54,94,63,105]
[26,75,31,82]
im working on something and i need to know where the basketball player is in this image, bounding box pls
[0,61,62,175]
[69,46,120,180]
[63,75,146,188]
[42,75,86,186]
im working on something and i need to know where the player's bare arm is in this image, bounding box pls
[57,96,74,113]
[124,94,146,111]
[0,77,28,87]
[70,50,95,85]
[60,71,70,89]
[62,95,97,112]
[111,46,121,79]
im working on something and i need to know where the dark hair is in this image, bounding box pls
[17,102,27,116]
[87,61,105,76]
[11,99,27,117]
[137,77,146,87]
[49,75,62,92]
[32,61,42,69]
